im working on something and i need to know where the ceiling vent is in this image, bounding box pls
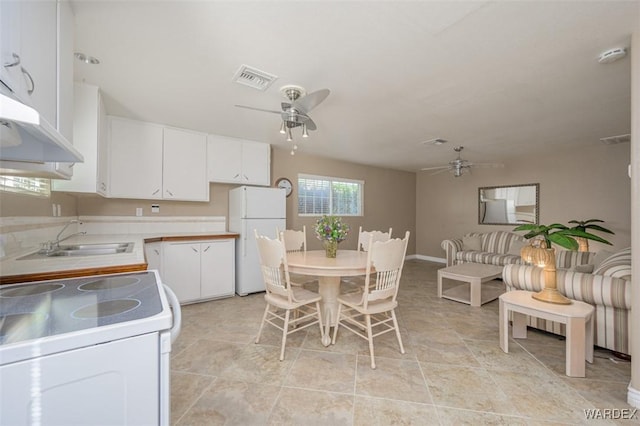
[422,138,448,146]
[600,134,631,145]
[232,65,278,91]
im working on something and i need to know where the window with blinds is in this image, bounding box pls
[298,174,363,216]
[0,176,51,197]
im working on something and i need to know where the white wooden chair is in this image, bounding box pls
[254,230,325,361]
[278,226,317,288]
[357,227,392,251]
[332,231,410,369]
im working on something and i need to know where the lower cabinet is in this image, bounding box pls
[160,239,235,304]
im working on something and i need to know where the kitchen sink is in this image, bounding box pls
[17,242,135,260]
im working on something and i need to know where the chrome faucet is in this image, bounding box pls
[41,220,86,252]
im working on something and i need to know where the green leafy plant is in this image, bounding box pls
[513,223,613,251]
[567,219,614,251]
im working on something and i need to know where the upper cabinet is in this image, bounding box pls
[53,83,106,193]
[0,0,57,125]
[105,117,209,202]
[207,135,270,186]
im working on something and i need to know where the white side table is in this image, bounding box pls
[499,290,595,377]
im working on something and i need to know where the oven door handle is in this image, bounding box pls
[163,284,182,344]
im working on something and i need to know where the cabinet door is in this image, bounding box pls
[144,242,162,273]
[56,0,74,142]
[241,142,270,186]
[0,1,23,95]
[200,239,235,299]
[207,135,242,183]
[163,127,208,201]
[108,117,163,199]
[19,0,57,126]
[162,242,201,303]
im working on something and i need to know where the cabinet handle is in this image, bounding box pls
[243,174,249,180]
[21,66,35,95]
[153,249,159,255]
[3,53,20,68]
[166,190,174,197]
[152,189,160,195]
[191,247,198,253]
[203,245,210,252]
[233,173,240,179]
[100,182,107,190]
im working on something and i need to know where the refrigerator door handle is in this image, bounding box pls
[243,221,248,257]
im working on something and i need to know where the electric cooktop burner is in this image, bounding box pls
[0,272,163,346]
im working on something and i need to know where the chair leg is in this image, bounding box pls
[331,303,342,345]
[280,309,291,361]
[391,309,405,354]
[255,304,270,344]
[365,314,376,369]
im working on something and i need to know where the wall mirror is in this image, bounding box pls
[478,183,539,225]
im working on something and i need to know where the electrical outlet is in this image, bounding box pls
[136,208,143,217]
[151,204,160,214]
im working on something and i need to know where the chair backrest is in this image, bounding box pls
[280,226,307,253]
[361,231,410,308]
[357,226,393,251]
[254,230,293,301]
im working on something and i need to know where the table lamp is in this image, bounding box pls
[520,239,572,305]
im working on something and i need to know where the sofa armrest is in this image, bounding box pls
[441,238,463,267]
[503,264,630,310]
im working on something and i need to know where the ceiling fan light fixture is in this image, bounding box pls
[286,128,293,142]
[279,121,286,134]
[302,124,308,138]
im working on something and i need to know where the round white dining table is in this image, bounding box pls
[286,249,369,346]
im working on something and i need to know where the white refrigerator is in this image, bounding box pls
[229,186,286,295]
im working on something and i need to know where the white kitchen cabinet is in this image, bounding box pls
[0,0,57,126]
[161,239,235,304]
[107,117,164,199]
[105,117,208,201]
[207,135,270,186]
[144,242,162,273]
[53,83,107,193]
[0,0,76,178]
[162,127,208,201]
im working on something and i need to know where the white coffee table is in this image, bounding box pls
[499,290,594,377]
[437,263,504,307]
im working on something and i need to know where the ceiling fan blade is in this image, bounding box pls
[430,168,452,176]
[304,117,317,131]
[293,89,330,113]
[420,165,450,171]
[235,105,282,115]
[470,162,505,168]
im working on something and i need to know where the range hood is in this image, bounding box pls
[0,91,83,163]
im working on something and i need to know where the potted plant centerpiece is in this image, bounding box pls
[315,215,350,258]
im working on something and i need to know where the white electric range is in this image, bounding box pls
[0,270,181,426]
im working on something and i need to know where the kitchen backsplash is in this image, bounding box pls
[0,216,226,257]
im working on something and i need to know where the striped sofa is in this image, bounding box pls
[441,231,527,267]
[503,247,632,355]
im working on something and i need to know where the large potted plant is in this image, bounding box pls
[567,219,614,252]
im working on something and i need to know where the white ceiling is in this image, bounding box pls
[71,1,638,172]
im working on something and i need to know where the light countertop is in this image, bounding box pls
[0,232,239,284]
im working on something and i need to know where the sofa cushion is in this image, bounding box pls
[507,240,526,256]
[462,235,482,251]
[593,248,632,281]
[455,250,523,266]
[481,231,526,254]
[555,250,595,269]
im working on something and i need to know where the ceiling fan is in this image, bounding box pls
[235,85,330,154]
[421,146,504,177]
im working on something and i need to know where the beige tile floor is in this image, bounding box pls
[170,260,637,425]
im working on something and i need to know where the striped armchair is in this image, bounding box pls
[503,248,632,355]
[441,231,527,267]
